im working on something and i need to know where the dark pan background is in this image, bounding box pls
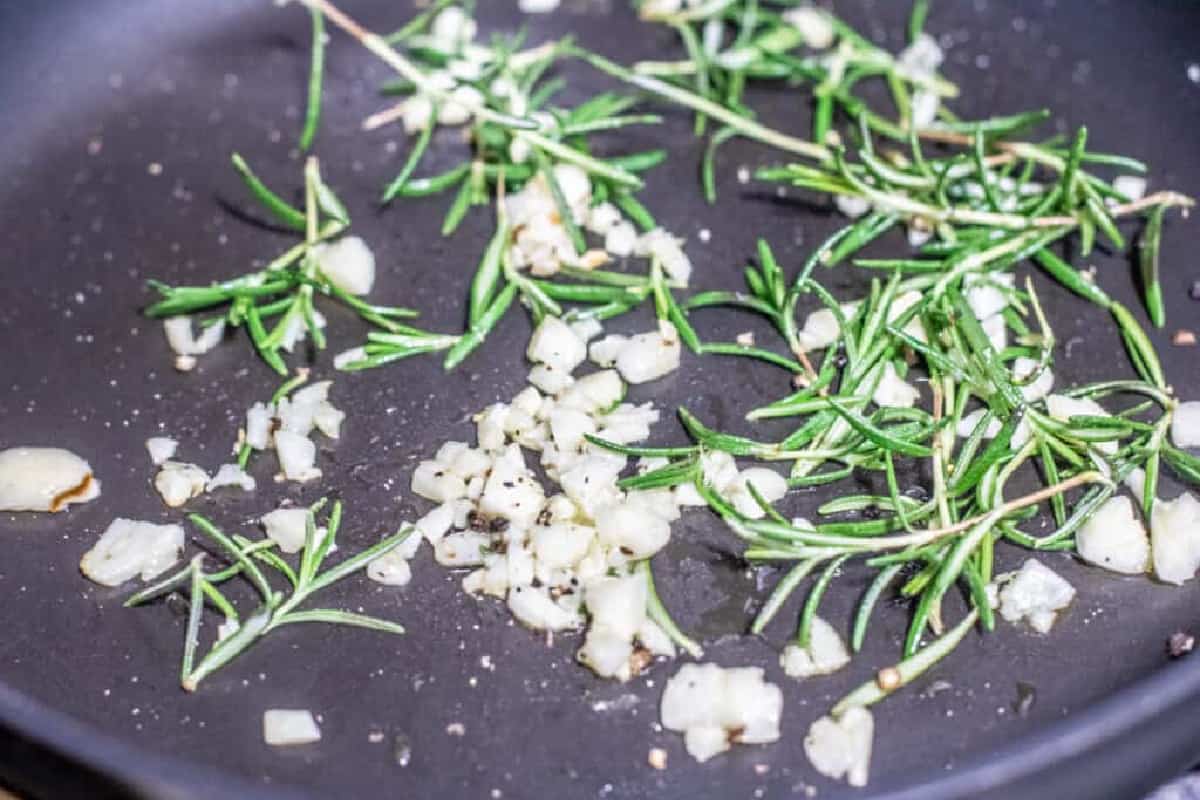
[1,1,1199,798]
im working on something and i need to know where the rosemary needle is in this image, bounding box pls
[298,5,326,151]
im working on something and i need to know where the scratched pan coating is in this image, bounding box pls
[1,1,1199,798]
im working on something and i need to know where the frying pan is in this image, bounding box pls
[1,1,1199,798]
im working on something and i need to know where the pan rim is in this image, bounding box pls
[3,654,1199,799]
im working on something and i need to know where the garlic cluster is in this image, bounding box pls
[674,451,788,520]
[660,663,783,762]
[398,316,694,680]
[505,165,602,277]
[391,8,487,133]
[242,380,344,483]
[502,165,694,286]
[146,424,258,511]
[1074,478,1200,585]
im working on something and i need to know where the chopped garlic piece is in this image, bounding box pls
[981,313,1008,353]
[578,573,648,679]
[964,272,1015,321]
[206,463,256,492]
[263,709,321,746]
[527,316,587,374]
[261,508,312,554]
[0,447,100,513]
[835,194,870,219]
[367,548,413,587]
[80,519,184,586]
[312,236,375,296]
[781,5,835,49]
[605,221,638,257]
[957,408,1001,439]
[1046,393,1116,455]
[898,32,944,76]
[872,362,920,409]
[797,306,852,351]
[804,707,874,787]
[519,0,560,12]
[1172,401,1200,448]
[479,445,545,527]
[998,558,1076,633]
[435,531,489,567]
[163,316,225,357]
[781,616,851,678]
[558,370,624,414]
[430,7,477,49]
[595,500,670,559]
[508,584,581,631]
[154,461,208,508]
[636,228,692,286]
[729,467,789,519]
[910,89,940,129]
[1113,175,1147,202]
[145,437,178,465]
[603,322,682,384]
[1013,357,1054,402]
[274,431,321,482]
[586,203,621,235]
[333,346,367,370]
[1151,492,1200,585]
[1076,496,1149,574]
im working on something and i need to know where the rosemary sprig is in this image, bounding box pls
[592,216,1194,672]
[757,124,1191,322]
[126,500,411,692]
[628,0,958,198]
[299,1,700,371]
[146,155,420,374]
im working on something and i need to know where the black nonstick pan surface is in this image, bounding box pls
[2,1,1199,798]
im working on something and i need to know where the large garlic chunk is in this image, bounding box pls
[1151,492,1200,585]
[80,519,184,586]
[263,709,321,746]
[0,447,100,513]
[312,236,376,296]
[590,321,682,384]
[660,663,783,762]
[1076,496,1149,575]
[261,508,312,554]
